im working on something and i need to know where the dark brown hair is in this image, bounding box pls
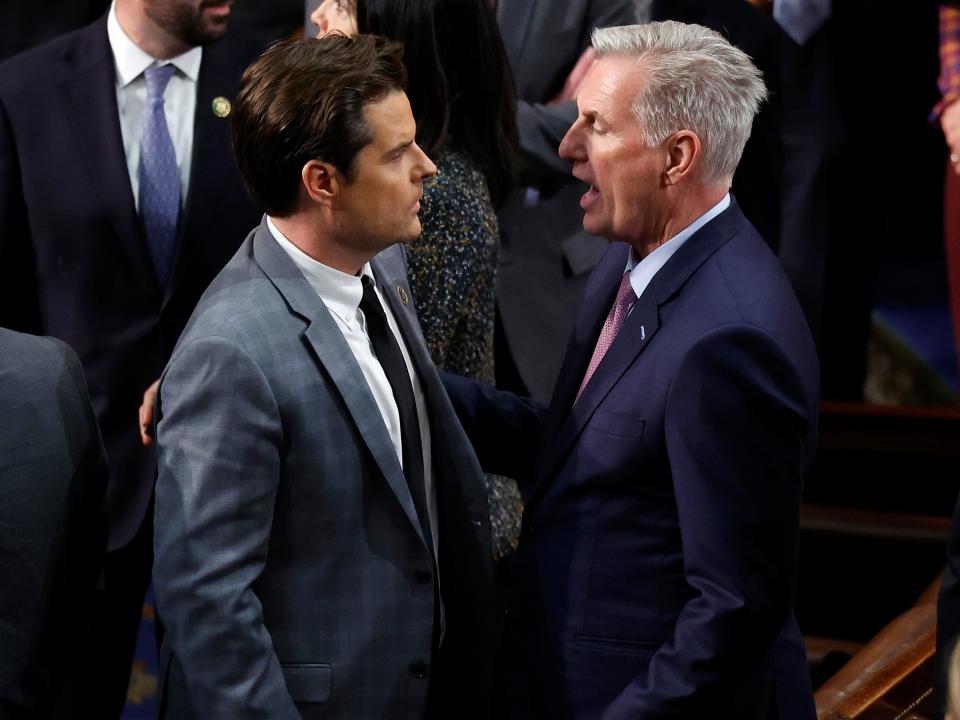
[356,0,518,207]
[231,35,407,217]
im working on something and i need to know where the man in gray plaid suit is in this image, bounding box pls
[152,35,497,720]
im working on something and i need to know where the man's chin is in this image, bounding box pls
[194,13,231,44]
[398,222,422,245]
[581,215,610,240]
[201,21,229,41]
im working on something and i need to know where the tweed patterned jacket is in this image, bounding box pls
[153,218,496,720]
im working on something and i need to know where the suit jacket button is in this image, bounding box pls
[415,568,432,584]
[410,661,429,679]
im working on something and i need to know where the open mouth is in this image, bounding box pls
[581,184,600,209]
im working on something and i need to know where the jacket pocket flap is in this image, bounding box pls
[281,663,331,703]
[589,410,645,439]
[573,634,659,656]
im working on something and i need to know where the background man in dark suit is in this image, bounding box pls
[154,36,496,719]
[0,0,261,714]
[446,21,819,718]
[492,0,637,402]
[0,328,107,719]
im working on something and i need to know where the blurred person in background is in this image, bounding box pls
[0,329,107,718]
[491,0,638,403]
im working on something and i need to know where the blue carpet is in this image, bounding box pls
[121,584,160,719]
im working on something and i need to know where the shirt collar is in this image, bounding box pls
[266,216,373,325]
[107,1,202,87]
[625,193,731,298]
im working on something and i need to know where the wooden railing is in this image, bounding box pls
[814,576,942,720]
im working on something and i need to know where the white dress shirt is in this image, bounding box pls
[266,219,439,557]
[108,1,200,209]
[625,193,731,298]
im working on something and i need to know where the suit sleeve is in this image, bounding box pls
[603,325,812,719]
[0,334,107,716]
[0,95,41,333]
[515,100,579,188]
[53,336,109,633]
[153,335,300,720]
[441,371,546,488]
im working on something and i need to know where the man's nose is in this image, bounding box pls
[558,124,580,160]
[417,146,438,180]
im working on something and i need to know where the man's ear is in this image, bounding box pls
[663,130,701,185]
[301,159,341,208]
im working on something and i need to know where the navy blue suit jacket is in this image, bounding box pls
[446,199,819,719]
[0,17,262,550]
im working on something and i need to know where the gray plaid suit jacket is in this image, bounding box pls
[153,218,497,720]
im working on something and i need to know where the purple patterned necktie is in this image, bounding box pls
[576,272,636,402]
[139,63,181,289]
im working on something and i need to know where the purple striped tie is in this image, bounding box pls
[139,63,181,289]
[576,272,636,402]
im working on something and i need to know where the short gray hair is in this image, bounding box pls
[591,22,767,186]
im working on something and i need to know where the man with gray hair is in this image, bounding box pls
[444,20,818,719]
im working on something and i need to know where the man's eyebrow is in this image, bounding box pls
[581,108,604,124]
[384,139,413,157]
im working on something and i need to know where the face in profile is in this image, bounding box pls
[559,56,669,248]
[311,0,358,37]
[144,0,233,47]
[334,90,437,254]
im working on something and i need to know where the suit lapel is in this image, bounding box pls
[372,249,437,401]
[251,224,427,545]
[165,38,245,307]
[58,19,160,297]
[534,201,747,493]
[538,243,627,447]
[374,247,494,552]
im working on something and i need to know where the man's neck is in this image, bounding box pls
[271,215,367,277]
[115,0,192,60]
[636,186,729,257]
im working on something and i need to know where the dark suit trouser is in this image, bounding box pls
[78,508,153,719]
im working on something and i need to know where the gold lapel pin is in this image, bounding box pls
[397,285,409,305]
[211,96,232,118]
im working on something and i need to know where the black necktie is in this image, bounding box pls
[359,276,433,553]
